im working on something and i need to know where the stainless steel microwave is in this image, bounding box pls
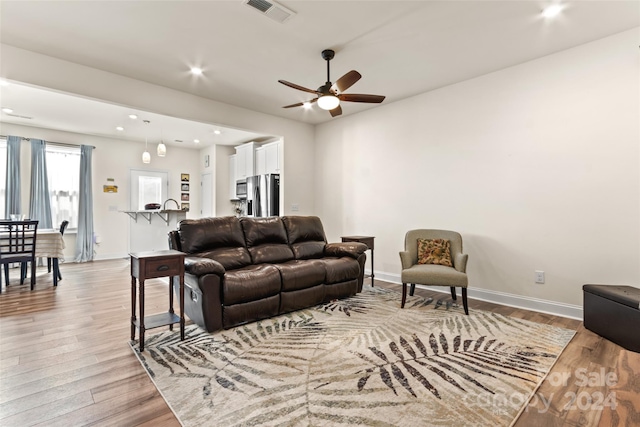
[236,179,247,199]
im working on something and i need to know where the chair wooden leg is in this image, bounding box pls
[53,259,60,286]
[450,287,457,301]
[462,287,469,315]
[3,264,9,288]
[409,283,415,296]
[47,257,52,273]
[401,283,407,308]
[20,263,26,285]
[30,259,36,290]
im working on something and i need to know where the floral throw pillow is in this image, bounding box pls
[417,238,452,266]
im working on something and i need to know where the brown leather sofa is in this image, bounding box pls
[168,215,367,332]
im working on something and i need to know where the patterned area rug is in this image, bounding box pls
[131,286,575,426]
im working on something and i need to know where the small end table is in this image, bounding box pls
[130,249,186,351]
[341,236,374,286]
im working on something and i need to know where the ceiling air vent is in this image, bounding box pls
[244,0,296,24]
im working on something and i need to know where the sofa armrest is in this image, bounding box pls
[184,256,225,277]
[325,242,368,259]
[454,253,468,273]
[399,251,413,270]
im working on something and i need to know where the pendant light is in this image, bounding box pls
[142,120,151,164]
[157,129,167,157]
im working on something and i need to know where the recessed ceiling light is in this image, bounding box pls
[116,126,124,131]
[194,139,200,143]
[542,4,563,18]
[213,130,221,135]
[2,107,14,113]
[303,102,312,110]
[190,67,203,76]
[128,114,138,119]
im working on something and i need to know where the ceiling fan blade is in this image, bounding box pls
[331,70,361,93]
[329,105,342,117]
[278,80,318,94]
[339,93,386,103]
[282,98,318,108]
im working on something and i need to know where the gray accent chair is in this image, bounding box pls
[399,229,469,314]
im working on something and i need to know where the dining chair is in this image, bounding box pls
[0,220,39,292]
[47,220,69,279]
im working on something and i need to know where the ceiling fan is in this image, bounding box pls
[278,49,385,117]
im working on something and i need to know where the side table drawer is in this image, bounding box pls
[145,258,181,279]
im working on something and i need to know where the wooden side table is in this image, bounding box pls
[341,236,375,286]
[130,249,185,351]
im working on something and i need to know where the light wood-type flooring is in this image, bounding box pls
[0,259,638,426]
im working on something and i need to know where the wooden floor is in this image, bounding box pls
[0,259,638,426]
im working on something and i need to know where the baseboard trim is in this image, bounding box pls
[371,270,583,320]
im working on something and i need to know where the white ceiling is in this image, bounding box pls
[0,1,638,144]
[0,82,269,148]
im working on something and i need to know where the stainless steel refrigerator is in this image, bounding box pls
[246,174,280,217]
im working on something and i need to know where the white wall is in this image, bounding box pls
[315,28,640,307]
[1,44,316,216]
[215,145,236,217]
[0,122,200,260]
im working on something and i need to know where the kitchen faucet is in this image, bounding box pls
[163,198,180,210]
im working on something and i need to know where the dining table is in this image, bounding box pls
[35,229,65,286]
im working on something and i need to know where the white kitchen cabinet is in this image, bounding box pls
[229,154,237,200]
[235,142,256,179]
[255,146,266,175]
[263,140,281,174]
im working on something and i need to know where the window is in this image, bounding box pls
[0,139,6,217]
[46,145,80,229]
[138,176,162,210]
[130,170,168,210]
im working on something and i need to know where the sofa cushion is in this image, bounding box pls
[178,217,251,269]
[223,264,282,305]
[194,248,251,271]
[283,216,327,259]
[319,257,361,284]
[275,260,326,292]
[241,217,294,264]
[401,264,468,288]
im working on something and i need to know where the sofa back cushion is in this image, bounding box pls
[241,217,294,264]
[282,216,327,259]
[178,217,251,269]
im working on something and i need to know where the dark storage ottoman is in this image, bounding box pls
[583,284,640,353]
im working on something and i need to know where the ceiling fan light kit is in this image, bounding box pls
[317,94,339,110]
[279,48,385,117]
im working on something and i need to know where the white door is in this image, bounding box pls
[201,172,213,217]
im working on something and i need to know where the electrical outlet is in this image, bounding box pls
[291,204,299,212]
[535,270,545,284]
